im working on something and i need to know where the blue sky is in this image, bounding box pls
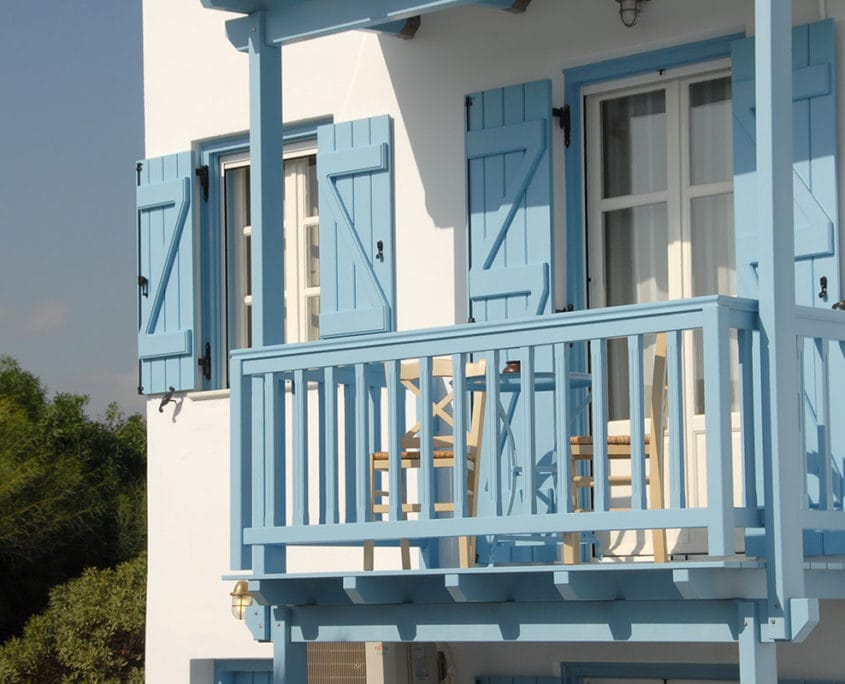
[0,0,145,416]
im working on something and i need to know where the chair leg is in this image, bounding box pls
[561,533,580,564]
[458,535,475,568]
[652,528,668,563]
[400,539,411,570]
[363,540,375,571]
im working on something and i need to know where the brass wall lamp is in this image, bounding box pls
[230,580,253,620]
[616,0,650,27]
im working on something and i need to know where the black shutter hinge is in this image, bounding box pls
[552,105,571,147]
[198,342,212,381]
[136,161,143,185]
[137,275,149,298]
[196,165,209,202]
[465,96,473,108]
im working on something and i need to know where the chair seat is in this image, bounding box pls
[570,434,652,445]
[371,450,476,461]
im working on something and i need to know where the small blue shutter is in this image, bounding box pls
[732,19,839,307]
[136,151,197,394]
[466,79,554,322]
[317,115,395,338]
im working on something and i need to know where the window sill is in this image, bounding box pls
[187,388,231,402]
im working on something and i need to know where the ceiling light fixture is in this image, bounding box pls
[616,0,650,28]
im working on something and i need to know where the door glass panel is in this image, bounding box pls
[602,89,667,198]
[690,76,733,185]
[691,192,737,414]
[691,193,735,297]
[604,203,669,420]
[604,203,669,307]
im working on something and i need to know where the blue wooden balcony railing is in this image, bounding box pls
[230,295,764,573]
[795,306,845,543]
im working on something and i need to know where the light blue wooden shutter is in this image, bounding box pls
[466,79,554,322]
[466,81,557,563]
[733,20,844,547]
[732,19,839,307]
[317,115,395,338]
[136,151,197,394]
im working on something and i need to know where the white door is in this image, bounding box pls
[585,62,741,557]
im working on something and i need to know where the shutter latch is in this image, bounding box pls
[196,165,209,202]
[198,342,212,381]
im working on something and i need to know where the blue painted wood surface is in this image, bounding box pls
[466,79,556,560]
[232,296,769,563]
[248,14,286,347]
[732,20,839,307]
[466,79,553,322]
[136,151,197,394]
[318,115,396,338]
[221,0,480,48]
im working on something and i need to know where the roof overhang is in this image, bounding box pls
[201,0,527,48]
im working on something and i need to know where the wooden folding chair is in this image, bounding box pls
[563,333,669,563]
[364,358,486,570]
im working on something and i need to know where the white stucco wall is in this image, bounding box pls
[142,0,845,680]
[146,394,270,683]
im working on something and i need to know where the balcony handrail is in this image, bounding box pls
[233,295,759,373]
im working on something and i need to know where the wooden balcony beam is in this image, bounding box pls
[290,599,743,643]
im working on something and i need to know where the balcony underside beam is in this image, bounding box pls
[245,562,766,606]
[242,563,845,611]
[289,599,742,643]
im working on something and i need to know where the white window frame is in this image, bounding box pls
[585,59,732,309]
[585,61,739,513]
[218,141,320,363]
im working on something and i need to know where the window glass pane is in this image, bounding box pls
[691,193,735,297]
[225,165,251,351]
[604,203,669,306]
[306,223,320,288]
[602,90,667,198]
[689,77,732,185]
[305,156,319,217]
[690,192,737,414]
[603,203,668,420]
[306,295,320,342]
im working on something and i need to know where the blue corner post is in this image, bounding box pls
[738,602,777,682]
[753,0,807,646]
[272,607,306,684]
[248,11,285,348]
[244,11,286,578]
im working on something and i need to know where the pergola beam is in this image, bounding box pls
[225,0,481,49]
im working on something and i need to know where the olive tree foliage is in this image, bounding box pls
[0,356,147,641]
[0,554,146,683]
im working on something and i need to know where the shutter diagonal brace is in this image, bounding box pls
[466,120,545,269]
[137,177,191,337]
